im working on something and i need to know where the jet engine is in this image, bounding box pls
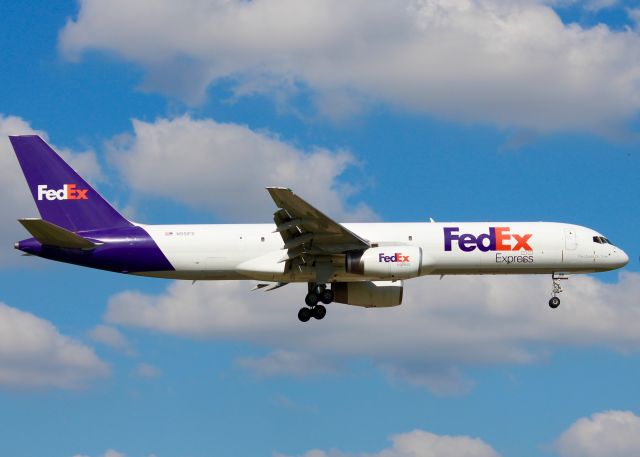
[345,246,422,279]
[333,281,403,308]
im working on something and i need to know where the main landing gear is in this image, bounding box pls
[548,273,569,309]
[298,283,334,322]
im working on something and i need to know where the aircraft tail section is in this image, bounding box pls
[9,135,132,232]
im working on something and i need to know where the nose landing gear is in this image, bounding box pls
[298,283,333,322]
[549,273,569,309]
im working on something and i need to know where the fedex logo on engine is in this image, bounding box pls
[37,184,88,201]
[379,252,410,263]
[444,227,532,252]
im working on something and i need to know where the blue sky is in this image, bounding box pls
[1,1,640,457]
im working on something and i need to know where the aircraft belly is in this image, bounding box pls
[133,270,246,280]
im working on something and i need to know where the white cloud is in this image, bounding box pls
[276,429,499,457]
[584,0,617,12]
[105,271,640,394]
[103,452,125,457]
[60,0,640,133]
[235,350,336,378]
[272,394,318,413]
[380,364,475,396]
[0,301,109,389]
[71,450,126,457]
[135,362,161,379]
[88,325,135,355]
[0,114,103,266]
[555,410,640,457]
[629,8,640,31]
[108,116,375,222]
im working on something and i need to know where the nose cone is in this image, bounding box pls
[618,249,629,268]
[600,247,629,270]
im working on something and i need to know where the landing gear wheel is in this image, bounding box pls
[305,293,319,307]
[298,307,312,322]
[313,304,327,320]
[549,297,561,309]
[320,289,334,304]
[314,284,326,295]
[549,273,567,309]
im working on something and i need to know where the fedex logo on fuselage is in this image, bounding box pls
[444,227,532,252]
[379,252,410,263]
[37,184,88,201]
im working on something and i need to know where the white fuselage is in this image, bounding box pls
[136,222,629,282]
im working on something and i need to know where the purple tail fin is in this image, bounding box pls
[10,135,132,232]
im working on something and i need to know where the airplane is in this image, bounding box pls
[10,135,629,322]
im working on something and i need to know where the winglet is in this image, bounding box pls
[18,218,103,249]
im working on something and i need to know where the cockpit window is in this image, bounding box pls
[593,236,613,245]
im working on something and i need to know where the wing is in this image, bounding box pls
[267,187,370,266]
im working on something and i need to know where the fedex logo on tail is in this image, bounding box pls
[444,227,532,252]
[37,184,88,201]
[379,252,410,263]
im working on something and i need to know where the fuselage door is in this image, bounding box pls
[564,228,577,250]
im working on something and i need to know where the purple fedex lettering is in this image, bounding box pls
[445,227,497,252]
[477,229,496,252]
[443,227,460,251]
[459,233,477,252]
[378,252,410,262]
[444,227,531,252]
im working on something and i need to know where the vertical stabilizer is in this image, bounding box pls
[9,135,131,232]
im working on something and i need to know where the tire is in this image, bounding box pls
[313,304,327,320]
[298,307,312,322]
[549,297,561,309]
[305,293,319,306]
[314,284,326,295]
[320,289,334,304]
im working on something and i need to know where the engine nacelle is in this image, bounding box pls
[345,246,422,279]
[333,281,403,308]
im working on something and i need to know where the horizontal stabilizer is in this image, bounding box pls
[18,218,102,249]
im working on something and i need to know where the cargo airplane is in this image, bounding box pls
[10,136,629,322]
